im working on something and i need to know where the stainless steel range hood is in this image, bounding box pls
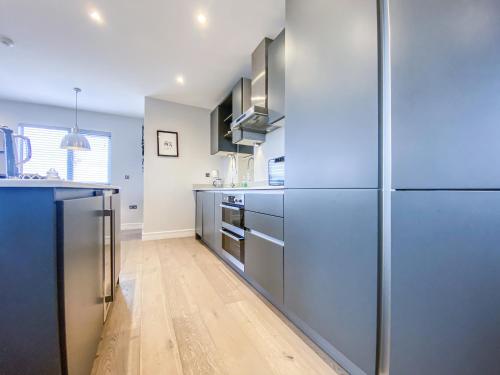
[231,38,273,133]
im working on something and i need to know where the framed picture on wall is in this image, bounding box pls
[157,130,179,157]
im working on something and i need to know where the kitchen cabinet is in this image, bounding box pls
[245,191,283,217]
[210,104,234,155]
[213,192,223,256]
[195,191,203,237]
[232,78,251,120]
[268,29,285,124]
[391,191,500,375]
[285,0,379,189]
[244,193,284,305]
[210,83,252,155]
[391,0,500,189]
[284,189,378,375]
[245,230,284,305]
[201,191,215,249]
[0,186,120,375]
[57,195,104,375]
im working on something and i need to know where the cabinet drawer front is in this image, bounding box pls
[245,192,283,217]
[245,231,284,304]
[245,211,283,241]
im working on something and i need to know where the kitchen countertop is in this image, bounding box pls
[0,179,119,190]
[193,184,284,191]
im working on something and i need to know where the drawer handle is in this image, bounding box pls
[247,229,284,247]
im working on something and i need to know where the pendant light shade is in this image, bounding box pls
[61,87,91,151]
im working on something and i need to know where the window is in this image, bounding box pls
[19,124,111,183]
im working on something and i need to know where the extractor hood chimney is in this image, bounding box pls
[231,38,273,133]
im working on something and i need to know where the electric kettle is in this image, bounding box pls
[0,126,32,178]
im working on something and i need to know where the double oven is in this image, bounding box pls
[220,193,245,270]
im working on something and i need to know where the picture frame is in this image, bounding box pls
[157,130,179,157]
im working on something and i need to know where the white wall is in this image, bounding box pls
[0,98,144,227]
[143,97,222,240]
[253,119,285,183]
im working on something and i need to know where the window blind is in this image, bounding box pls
[19,124,111,183]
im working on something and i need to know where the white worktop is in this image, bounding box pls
[193,184,284,191]
[0,179,119,190]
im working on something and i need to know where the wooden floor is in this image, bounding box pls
[92,237,342,375]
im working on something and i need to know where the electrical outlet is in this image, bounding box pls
[129,205,138,210]
[205,172,210,178]
[124,175,130,180]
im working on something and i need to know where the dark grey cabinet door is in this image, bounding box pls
[268,29,285,124]
[202,192,215,248]
[213,193,223,255]
[232,78,251,120]
[195,192,203,237]
[391,191,500,375]
[245,231,284,305]
[57,195,104,375]
[391,0,500,189]
[285,0,379,189]
[284,189,378,375]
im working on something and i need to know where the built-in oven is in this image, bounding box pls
[220,193,245,271]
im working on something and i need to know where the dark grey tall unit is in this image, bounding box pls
[285,190,379,375]
[389,1,500,374]
[391,192,500,375]
[284,0,380,374]
[285,0,379,190]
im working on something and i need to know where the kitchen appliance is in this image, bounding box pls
[210,169,223,187]
[220,193,245,270]
[0,125,32,178]
[268,156,285,186]
[231,38,281,145]
[231,38,271,132]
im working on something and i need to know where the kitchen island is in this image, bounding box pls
[0,181,120,375]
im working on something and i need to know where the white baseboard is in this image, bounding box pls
[121,222,143,231]
[141,228,195,241]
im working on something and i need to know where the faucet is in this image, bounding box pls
[228,154,237,187]
[246,156,254,183]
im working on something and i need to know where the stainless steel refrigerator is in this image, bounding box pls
[389,0,500,373]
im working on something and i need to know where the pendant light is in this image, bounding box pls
[60,87,91,151]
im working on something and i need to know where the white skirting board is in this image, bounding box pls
[141,229,195,241]
[121,222,144,231]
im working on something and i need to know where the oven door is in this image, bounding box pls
[220,203,244,236]
[220,228,245,271]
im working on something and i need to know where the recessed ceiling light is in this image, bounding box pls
[89,9,104,24]
[196,13,207,25]
[176,75,185,85]
[0,35,14,48]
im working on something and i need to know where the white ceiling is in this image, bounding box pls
[0,0,284,118]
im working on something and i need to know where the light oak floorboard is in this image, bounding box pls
[93,237,340,375]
